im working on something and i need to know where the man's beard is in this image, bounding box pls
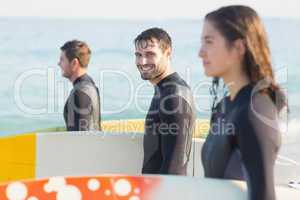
[61,65,72,79]
[140,69,164,81]
[139,63,165,81]
[62,71,71,79]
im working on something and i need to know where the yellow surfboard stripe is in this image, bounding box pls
[102,119,210,138]
[0,133,36,183]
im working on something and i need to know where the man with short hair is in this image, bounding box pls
[134,28,196,175]
[58,40,101,131]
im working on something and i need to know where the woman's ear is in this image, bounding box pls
[234,39,246,57]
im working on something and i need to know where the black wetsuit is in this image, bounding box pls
[201,84,281,200]
[142,72,196,175]
[64,74,101,131]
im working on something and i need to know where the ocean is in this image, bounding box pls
[0,17,299,135]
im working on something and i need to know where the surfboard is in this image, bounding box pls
[1,175,299,200]
[0,119,299,199]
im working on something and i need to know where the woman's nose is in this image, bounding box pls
[198,46,205,58]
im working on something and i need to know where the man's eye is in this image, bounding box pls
[146,53,155,57]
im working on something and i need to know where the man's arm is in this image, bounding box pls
[159,93,193,174]
[67,90,92,131]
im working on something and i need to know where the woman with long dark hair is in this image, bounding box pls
[199,5,287,200]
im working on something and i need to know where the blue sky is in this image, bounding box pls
[0,0,298,19]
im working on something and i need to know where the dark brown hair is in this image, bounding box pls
[134,27,172,52]
[60,40,91,68]
[206,5,287,111]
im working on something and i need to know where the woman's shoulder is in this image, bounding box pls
[237,91,281,135]
[247,91,278,118]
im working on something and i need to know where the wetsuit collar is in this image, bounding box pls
[228,83,253,104]
[156,72,179,88]
[73,74,92,86]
